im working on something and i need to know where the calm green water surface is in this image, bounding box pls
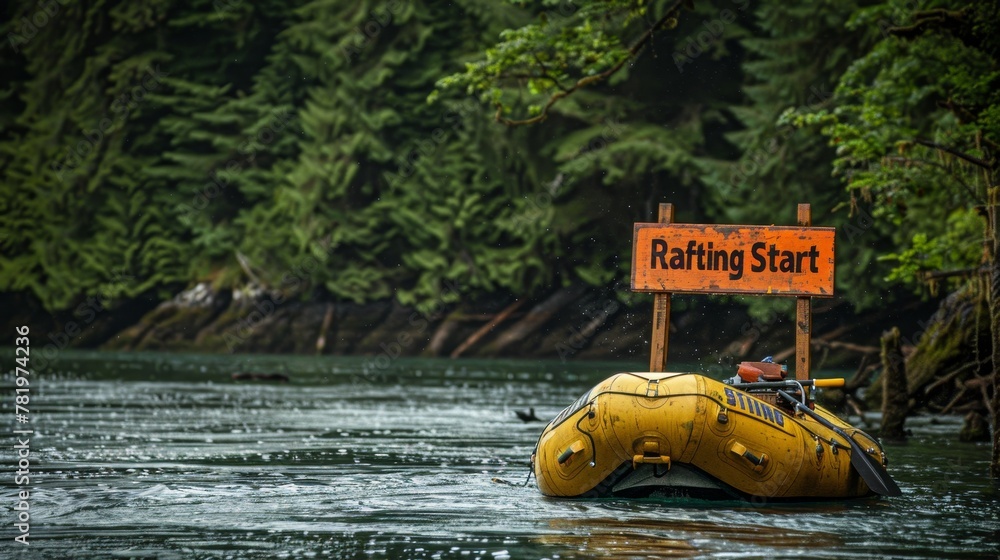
[2,351,997,559]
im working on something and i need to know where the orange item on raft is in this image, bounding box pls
[737,361,785,383]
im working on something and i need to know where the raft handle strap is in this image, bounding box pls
[632,440,671,470]
[730,441,769,473]
[632,453,671,470]
[557,440,585,465]
[575,405,598,468]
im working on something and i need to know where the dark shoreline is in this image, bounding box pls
[1,284,934,369]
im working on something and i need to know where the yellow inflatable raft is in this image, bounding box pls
[533,369,900,500]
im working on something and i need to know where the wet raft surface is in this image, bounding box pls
[2,351,997,559]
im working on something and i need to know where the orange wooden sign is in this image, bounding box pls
[632,223,835,296]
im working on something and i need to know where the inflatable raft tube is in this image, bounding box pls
[532,371,889,501]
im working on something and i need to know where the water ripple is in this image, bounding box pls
[1,353,996,559]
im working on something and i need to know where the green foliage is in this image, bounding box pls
[434,0,683,124]
[793,1,1000,297]
[228,0,551,311]
[6,0,995,323]
[695,0,897,317]
[0,0,556,312]
[880,208,983,290]
[0,0,284,309]
[437,0,755,301]
[435,5,633,105]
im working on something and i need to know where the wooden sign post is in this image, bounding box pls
[649,203,674,372]
[632,203,834,376]
[795,204,812,383]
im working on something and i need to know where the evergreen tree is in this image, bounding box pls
[698,0,897,317]
[436,0,751,300]
[0,0,302,309]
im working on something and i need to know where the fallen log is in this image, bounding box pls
[315,303,334,354]
[450,299,526,358]
[772,305,909,363]
[814,339,880,354]
[484,285,587,355]
[426,314,460,356]
[964,375,991,390]
[772,325,852,363]
[940,387,971,415]
[845,355,879,393]
[924,362,980,395]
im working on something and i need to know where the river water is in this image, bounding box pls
[2,350,997,559]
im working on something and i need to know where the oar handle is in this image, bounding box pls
[733,378,844,391]
[812,378,845,388]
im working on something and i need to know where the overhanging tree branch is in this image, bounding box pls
[495,0,687,127]
[912,138,994,169]
[886,8,968,39]
[883,155,984,203]
[531,52,570,93]
[922,266,989,281]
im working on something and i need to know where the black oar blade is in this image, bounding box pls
[776,390,902,497]
[845,438,902,497]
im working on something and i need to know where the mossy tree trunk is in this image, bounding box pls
[989,187,1000,478]
[880,327,908,440]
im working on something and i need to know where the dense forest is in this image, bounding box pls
[0,0,953,313]
[1,2,997,468]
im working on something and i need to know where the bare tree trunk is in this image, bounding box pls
[880,327,908,440]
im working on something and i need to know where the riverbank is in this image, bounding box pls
[1,284,934,370]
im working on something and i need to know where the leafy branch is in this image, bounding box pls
[435,0,688,127]
[495,1,686,126]
[911,138,994,170]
